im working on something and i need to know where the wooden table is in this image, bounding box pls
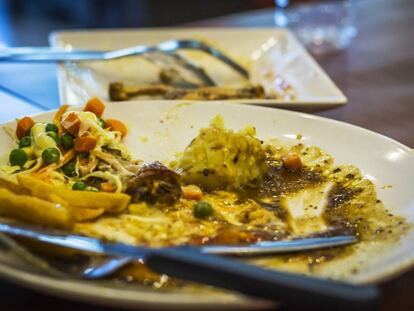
[0,0,413,310]
[187,0,414,148]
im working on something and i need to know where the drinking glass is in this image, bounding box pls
[274,0,357,55]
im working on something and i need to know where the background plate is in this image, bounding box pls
[50,28,347,109]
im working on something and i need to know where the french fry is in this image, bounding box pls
[48,193,68,205]
[69,206,105,222]
[0,188,73,229]
[17,175,130,213]
[0,176,30,195]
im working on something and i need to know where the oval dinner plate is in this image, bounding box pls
[0,101,413,309]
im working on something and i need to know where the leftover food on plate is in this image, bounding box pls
[0,98,409,288]
[105,40,296,101]
[109,82,270,101]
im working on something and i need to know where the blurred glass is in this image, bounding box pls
[274,0,357,55]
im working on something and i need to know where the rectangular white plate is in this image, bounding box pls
[50,28,347,109]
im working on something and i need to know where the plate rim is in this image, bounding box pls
[0,262,271,310]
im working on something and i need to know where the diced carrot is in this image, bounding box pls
[54,105,69,134]
[100,182,115,193]
[16,116,35,139]
[61,112,80,136]
[182,185,203,200]
[74,136,97,152]
[282,152,302,170]
[84,97,106,117]
[106,118,127,138]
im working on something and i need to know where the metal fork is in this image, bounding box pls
[0,223,356,279]
[0,224,378,310]
[83,235,357,279]
[0,39,249,86]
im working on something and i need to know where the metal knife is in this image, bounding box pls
[0,221,377,310]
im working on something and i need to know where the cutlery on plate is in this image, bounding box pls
[0,39,249,85]
[0,225,357,279]
[0,221,378,310]
[84,235,357,279]
[1,233,358,280]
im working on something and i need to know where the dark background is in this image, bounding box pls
[0,0,276,107]
[0,0,275,46]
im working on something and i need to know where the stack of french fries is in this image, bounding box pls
[0,175,131,229]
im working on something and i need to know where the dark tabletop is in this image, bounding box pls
[0,0,413,310]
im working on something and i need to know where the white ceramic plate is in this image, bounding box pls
[50,28,346,109]
[0,101,413,310]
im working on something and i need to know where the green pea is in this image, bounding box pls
[19,136,32,148]
[98,117,106,128]
[72,181,87,191]
[61,133,74,150]
[47,131,59,144]
[42,147,60,164]
[9,149,27,167]
[193,201,214,219]
[45,123,58,133]
[61,161,76,177]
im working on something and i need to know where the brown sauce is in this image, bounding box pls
[115,157,409,288]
